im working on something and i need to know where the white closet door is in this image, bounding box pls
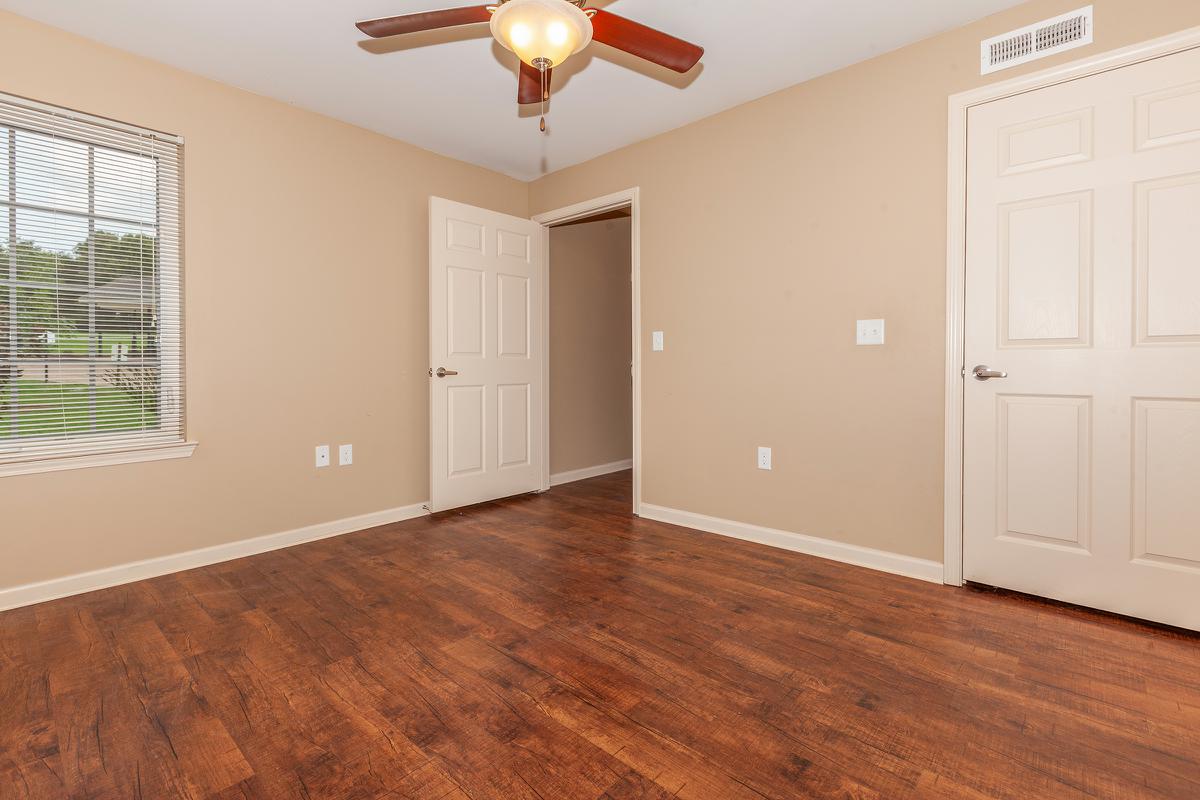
[963,47,1200,630]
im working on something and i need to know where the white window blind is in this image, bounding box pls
[0,93,184,468]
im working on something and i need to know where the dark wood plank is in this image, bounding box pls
[1,470,1198,799]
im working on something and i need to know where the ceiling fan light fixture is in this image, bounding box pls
[490,0,593,69]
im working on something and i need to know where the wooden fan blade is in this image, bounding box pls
[356,6,492,38]
[518,62,552,105]
[586,10,704,73]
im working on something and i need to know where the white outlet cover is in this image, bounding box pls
[339,444,353,466]
[757,446,772,470]
[652,331,665,352]
[315,445,330,468]
[857,319,885,346]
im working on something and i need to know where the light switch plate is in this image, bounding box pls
[857,319,885,346]
[339,444,353,466]
[757,446,772,470]
[652,331,665,352]
[315,445,330,468]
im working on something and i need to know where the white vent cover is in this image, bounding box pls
[981,6,1093,74]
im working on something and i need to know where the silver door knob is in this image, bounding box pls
[432,367,459,378]
[972,364,1008,381]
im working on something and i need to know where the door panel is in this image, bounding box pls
[1136,80,1200,150]
[497,383,531,468]
[430,197,543,512]
[1136,174,1200,342]
[497,228,531,261]
[1133,398,1200,568]
[447,266,485,356]
[997,394,1091,550]
[999,192,1091,345]
[998,108,1094,175]
[497,273,530,357]
[447,385,485,477]
[964,46,1200,631]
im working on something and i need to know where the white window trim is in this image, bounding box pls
[0,440,197,478]
[0,92,192,476]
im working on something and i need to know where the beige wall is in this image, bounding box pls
[529,0,1200,562]
[549,218,632,475]
[0,11,526,590]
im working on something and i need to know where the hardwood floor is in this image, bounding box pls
[2,471,1199,799]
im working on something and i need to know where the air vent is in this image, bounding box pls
[981,6,1093,75]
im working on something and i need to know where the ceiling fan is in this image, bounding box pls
[356,0,704,130]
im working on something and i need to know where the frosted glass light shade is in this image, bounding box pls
[490,0,593,68]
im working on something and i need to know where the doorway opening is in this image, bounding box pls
[535,189,641,514]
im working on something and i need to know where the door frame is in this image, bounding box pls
[533,188,642,514]
[943,26,1200,586]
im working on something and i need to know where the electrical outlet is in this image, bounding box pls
[315,445,330,468]
[652,331,665,352]
[757,446,772,470]
[339,444,353,466]
[856,319,885,346]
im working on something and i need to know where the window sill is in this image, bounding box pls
[0,441,198,478]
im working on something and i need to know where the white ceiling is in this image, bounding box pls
[0,0,1025,180]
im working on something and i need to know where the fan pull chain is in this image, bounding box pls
[539,63,547,133]
[530,57,552,134]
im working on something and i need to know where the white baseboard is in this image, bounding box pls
[0,502,430,612]
[0,491,942,612]
[550,458,633,487]
[638,503,944,584]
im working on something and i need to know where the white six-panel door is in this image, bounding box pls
[429,197,544,512]
[964,46,1200,631]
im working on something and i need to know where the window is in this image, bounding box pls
[0,94,188,475]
